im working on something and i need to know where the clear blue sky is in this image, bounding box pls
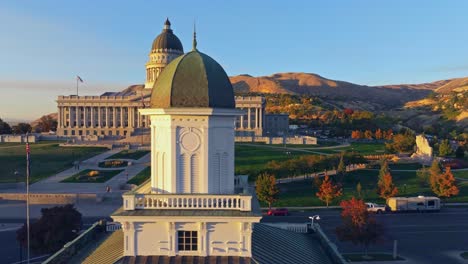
[1,0,468,120]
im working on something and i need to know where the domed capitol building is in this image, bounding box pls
[55,19,298,143]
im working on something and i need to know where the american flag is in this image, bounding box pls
[77,76,84,83]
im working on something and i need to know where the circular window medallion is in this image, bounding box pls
[181,132,200,152]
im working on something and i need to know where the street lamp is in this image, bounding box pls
[309,215,321,231]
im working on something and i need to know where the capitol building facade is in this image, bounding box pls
[56,19,288,139]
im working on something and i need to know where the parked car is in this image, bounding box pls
[387,196,440,212]
[267,208,289,216]
[365,202,388,214]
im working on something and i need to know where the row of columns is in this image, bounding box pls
[58,106,149,129]
[238,107,263,130]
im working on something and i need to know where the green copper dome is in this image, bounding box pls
[150,50,235,109]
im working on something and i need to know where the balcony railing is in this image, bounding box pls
[123,193,252,212]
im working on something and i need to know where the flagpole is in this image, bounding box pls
[26,134,30,264]
[76,76,79,96]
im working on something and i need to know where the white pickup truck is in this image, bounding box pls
[365,202,387,214]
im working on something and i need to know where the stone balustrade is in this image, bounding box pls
[123,193,252,211]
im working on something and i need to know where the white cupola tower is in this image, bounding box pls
[113,31,261,260]
[142,37,238,194]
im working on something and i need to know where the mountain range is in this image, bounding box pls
[229,73,468,111]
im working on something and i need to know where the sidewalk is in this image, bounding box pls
[0,150,150,195]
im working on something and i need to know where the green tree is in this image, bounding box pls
[255,173,280,209]
[0,118,12,134]
[336,153,346,183]
[385,132,415,153]
[356,182,362,198]
[12,123,32,134]
[416,165,430,186]
[438,139,452,157]
[34,115,57,132]
[16,204,82,254]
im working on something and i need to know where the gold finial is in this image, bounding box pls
[192,20,197,51]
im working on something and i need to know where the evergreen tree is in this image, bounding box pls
[438,139,452,157]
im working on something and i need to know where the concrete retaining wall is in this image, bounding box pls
[0,193,101,204]
[0,134,37,143]
[235,135,317,145]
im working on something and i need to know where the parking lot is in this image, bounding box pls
[262,207,468,264]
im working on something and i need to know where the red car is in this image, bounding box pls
[267,208,289,216]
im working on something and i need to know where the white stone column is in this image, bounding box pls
[120,107,124,127]
[69,107,74,128]
[247,108,251,129]
[113,107,117,128]
[255,108,259,129]
[83,107,87,128]
[240,113,244,129]
[75,106,80,128]
[129,107,133,128]
[91,106,96,128]
[137,112,141,127]
[98,107,101,127]
[57,107,62,128]
[106,107,109,128]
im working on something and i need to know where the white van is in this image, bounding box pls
[387,196,440,212]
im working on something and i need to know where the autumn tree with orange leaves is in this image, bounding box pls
[377,173,398,200]
[316,175,342,207]
[336,198,384,257]
[430,167,459,199]
[255,173,280,209]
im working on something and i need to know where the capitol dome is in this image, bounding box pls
[151,18,184,52]
[150,43,235,109]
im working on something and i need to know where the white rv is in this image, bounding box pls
[387,196,440,212]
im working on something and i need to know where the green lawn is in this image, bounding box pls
[343,253,404,262]
[61,169,124,183]
[107,150,149,160]
[127,167,151,185]
[272,169,468,207]
[235,144,306,175]
[0,142,107,183]
[234,142,386,178]
[454,170,468,180]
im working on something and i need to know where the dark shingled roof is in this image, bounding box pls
[151,19,183,52]
[251,224,333,264]
[150,50,235,109]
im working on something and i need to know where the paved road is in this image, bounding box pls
[262,208,468,264]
